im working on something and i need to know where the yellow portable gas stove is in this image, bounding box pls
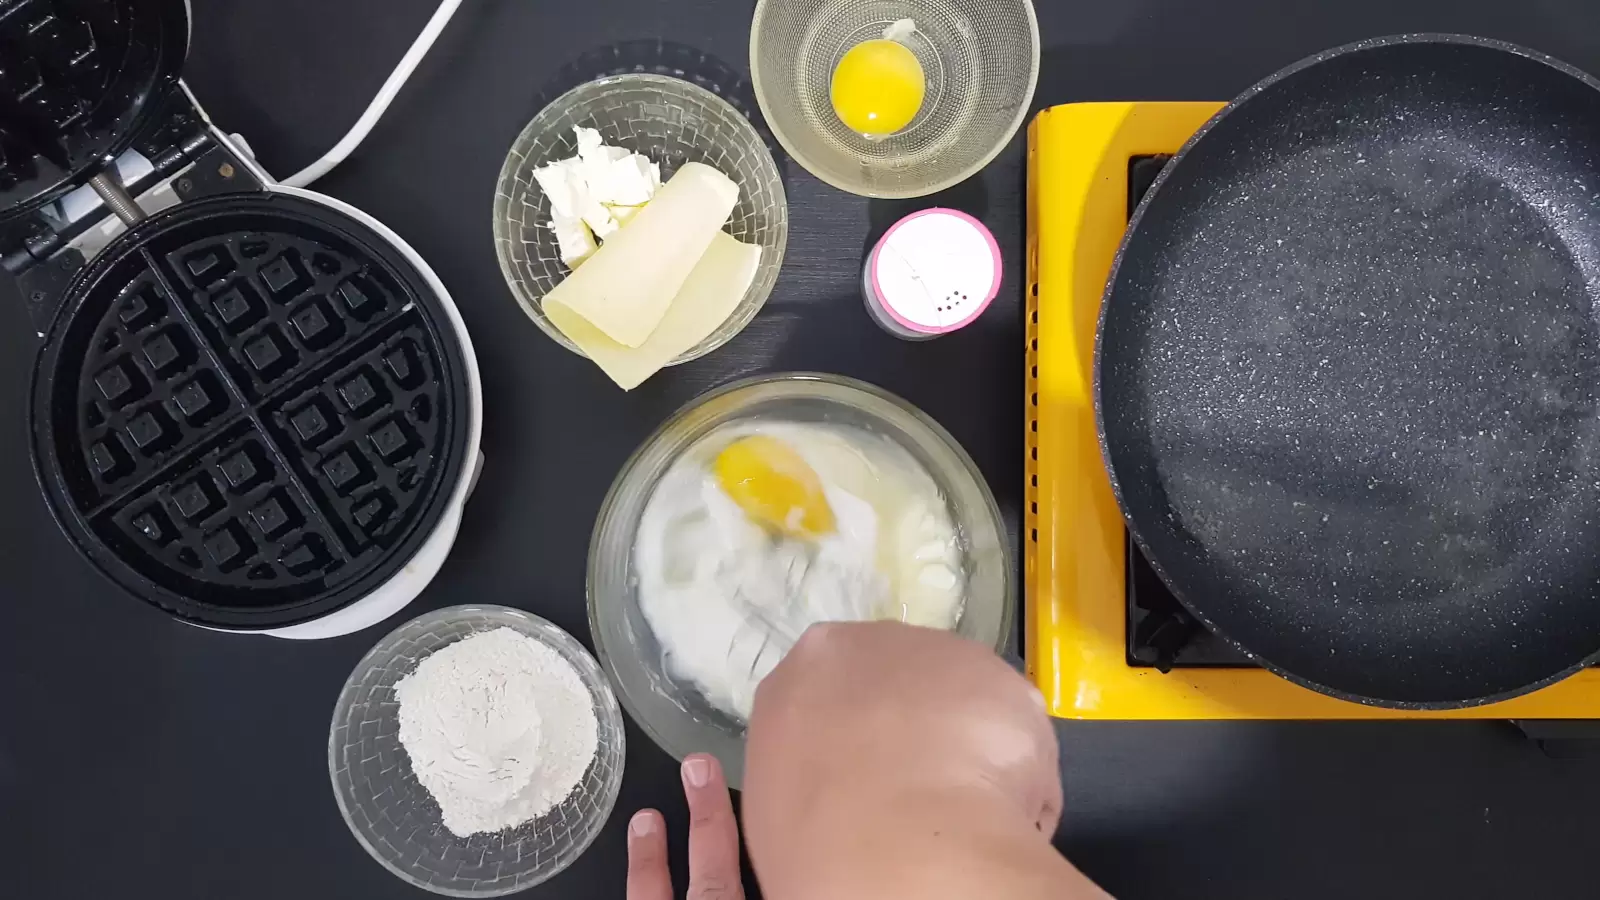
[1023,102,1600,720]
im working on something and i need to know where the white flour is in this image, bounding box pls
[395,627,598,837]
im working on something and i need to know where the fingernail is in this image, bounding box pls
[630,811,658,836]
[683,756,711,788]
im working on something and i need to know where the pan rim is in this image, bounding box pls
[1092,32,1600,710]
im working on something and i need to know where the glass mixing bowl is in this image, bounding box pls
[750,0,1039,198]
[493,73,788,362]
[329,605,627,897]
[587,373,1014,788]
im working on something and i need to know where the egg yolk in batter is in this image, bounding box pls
[714,434,836,539]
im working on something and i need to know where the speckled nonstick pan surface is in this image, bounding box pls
[1096,35,1600,709]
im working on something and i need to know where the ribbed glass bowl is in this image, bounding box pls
[329,605,626,897]
[493,73,788,362]
[751,0,1039,198]
[587,373,1014,789]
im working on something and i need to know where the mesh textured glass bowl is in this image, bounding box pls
[587,373,1014,789]
[493,74,788,362]
[329,605,627,897]
[751,0,1040,198]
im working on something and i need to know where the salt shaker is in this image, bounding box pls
[862,208,1001,340]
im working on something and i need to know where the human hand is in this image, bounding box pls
[627,754,745,900]
[742,621,1071,900]
[747,620,1060,830]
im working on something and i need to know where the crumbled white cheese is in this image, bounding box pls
[604,155,657,207]
[533,127,664,266]
[579,194,618,239]
[575,125,605,160]
[551,214,597,268]
[883,18,917,41]
[532,158,583,220]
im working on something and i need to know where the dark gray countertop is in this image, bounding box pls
[6,0,1600,897]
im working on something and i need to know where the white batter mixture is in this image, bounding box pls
[634,421,965,719]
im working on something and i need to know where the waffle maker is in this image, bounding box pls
[2,0,483,639]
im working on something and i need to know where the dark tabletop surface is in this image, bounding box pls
[7,0,1600,897]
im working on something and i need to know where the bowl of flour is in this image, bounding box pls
[330,605,625,896]
[588,373,1014,789]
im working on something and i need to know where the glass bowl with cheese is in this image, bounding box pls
[494,74,788,388]
[586,372,1014,788]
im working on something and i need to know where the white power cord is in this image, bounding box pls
[281,0,464,188]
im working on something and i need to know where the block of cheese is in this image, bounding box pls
[547,231,761,390]
[542,162,739,348]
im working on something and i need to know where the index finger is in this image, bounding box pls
[682,754,744,899]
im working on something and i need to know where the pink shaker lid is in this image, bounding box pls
[867,208,1002,336]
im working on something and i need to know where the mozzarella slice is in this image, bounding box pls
[542,162,739,348]
[547,231,761,389]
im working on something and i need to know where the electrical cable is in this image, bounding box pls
[280,0,464,188]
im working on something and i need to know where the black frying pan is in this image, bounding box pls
[1097,35,1600,708]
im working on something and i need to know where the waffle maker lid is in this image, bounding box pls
[0,0,188,221]
[9,0,472,630]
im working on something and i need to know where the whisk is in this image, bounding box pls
[724,544,881,677]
